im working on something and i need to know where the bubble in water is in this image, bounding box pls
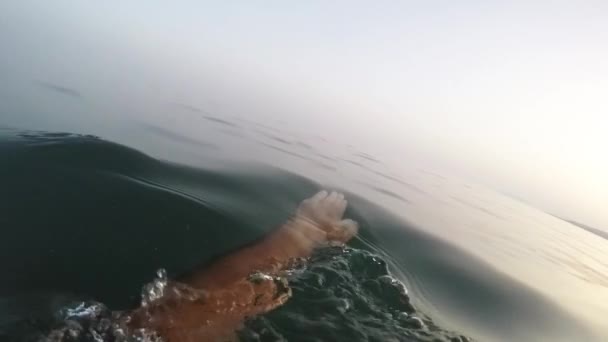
[248,271,274,284]
[405,315,424,329]
[378,275,408,296]
[156,268,167,280]
[336,298,351,313]
[396,311,410,321]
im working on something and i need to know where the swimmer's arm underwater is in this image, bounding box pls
[126,190,358,341]
[180,190,359,290]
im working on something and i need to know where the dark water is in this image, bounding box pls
[0,125,604,342]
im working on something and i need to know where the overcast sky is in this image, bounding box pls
[1,1,607,229]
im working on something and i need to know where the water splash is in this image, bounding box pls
[240,246,471,341]
[140,269,168,307]
[40,300,162,342]
[34,269,180,342]
[7,250,469,341]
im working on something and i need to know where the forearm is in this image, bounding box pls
[123,191,357,342]
[182,217,326,290]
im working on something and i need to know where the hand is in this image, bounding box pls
[295,190,358,244]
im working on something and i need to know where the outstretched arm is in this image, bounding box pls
[126,191,358,342]
[181,190,358,290]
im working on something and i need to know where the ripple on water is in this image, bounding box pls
[239,247,469,342]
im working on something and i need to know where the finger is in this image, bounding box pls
[326,191,339,205]
[311,190,328,202]
[336,198,347,218]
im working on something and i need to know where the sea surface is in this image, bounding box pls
[1,111,607,341]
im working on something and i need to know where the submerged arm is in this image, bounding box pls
[127,191,358,341]
[181,190,358,290]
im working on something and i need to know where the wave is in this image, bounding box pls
[0,129,596,341]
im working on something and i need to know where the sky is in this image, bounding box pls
[1,1,607,229]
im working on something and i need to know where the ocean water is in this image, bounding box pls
[0,114,607,341]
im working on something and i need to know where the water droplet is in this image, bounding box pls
[156,268,167,280]
[141,268,169,306]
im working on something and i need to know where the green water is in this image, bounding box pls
[0,125,604,341]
